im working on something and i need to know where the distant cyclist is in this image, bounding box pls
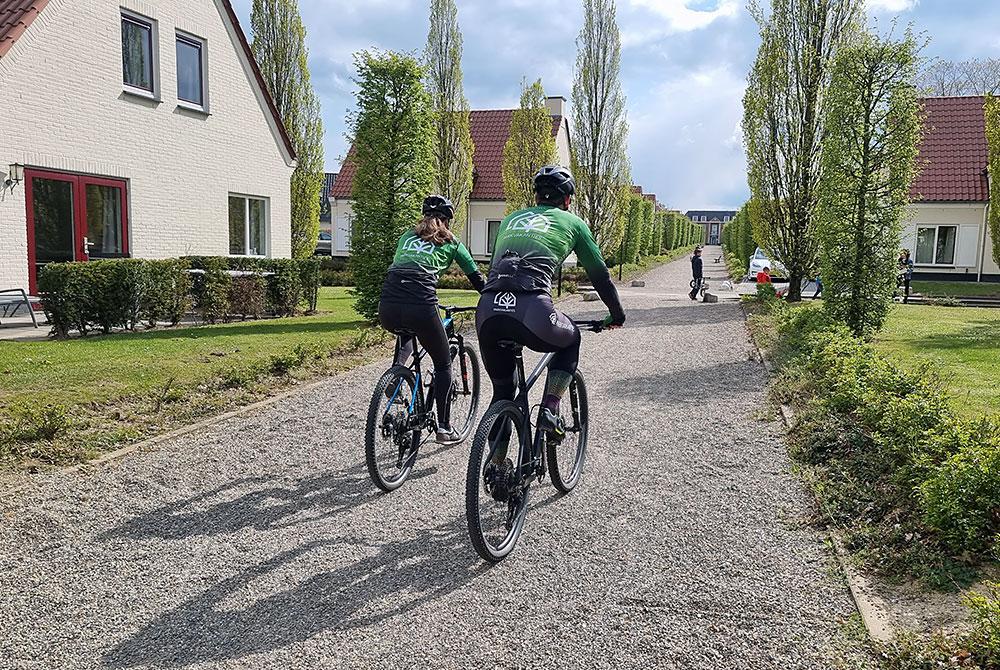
[378,195,486,444]
[476,166,625,437]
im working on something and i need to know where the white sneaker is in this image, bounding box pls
[436,426,462,445]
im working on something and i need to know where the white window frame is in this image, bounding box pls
[915,224,958,267]
[121,9,160,100]
[175,30,209,112]
[228,194,269,258]
[486,219,502,255]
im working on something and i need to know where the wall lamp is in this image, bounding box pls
[3,163,24,192]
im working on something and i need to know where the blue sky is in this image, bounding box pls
[231,0,1000,211]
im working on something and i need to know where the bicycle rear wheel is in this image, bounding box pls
[448,343,481,442]
[546,370,589,493]
[465,401,529,562]
[365,367,420,492]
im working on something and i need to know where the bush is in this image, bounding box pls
[142,259,192,327]
[228,273,267,320]
[38,263,89,338]
[966,582,1000,666]
[267,259,304,317]
[195,257,232,324]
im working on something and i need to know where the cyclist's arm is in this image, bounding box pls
[453,241,486,293]
[573,220,625,325]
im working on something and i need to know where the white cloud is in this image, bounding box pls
[622,0,739,42]
[864,0,918,12]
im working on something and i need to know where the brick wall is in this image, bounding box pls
[0,0,294,289]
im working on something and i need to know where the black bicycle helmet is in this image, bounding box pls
[422,195,454,220]
[533,165,576,199]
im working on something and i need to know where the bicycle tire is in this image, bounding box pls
[465,400,529,562]
[365,366,419,492]
[546,370,589,493]
[449,343,481,442]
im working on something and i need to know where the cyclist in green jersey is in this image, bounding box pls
[476,166,625,437]
[379,195,486,444]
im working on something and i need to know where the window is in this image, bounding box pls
[176,33,206,108]
[487,220,502,254]
[121,12,156,95]
[915,225,957,265]
[228,195,267,256]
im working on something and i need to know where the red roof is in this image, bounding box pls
[911,96,988,203]
[331,110,562,201]
[0,0,49,58]
[0,0,295,160]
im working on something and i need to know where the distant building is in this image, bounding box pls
[685,210,738,246]
[329,97,571,259]
[905,96,997,282]
[319,172,337,232]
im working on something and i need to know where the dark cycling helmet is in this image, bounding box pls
[533,165,576,198]
[422,195,454,220]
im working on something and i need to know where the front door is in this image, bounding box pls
[25,169,129,292]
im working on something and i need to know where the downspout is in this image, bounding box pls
[979,169,990,283]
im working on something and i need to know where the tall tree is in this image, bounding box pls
[348,51,435,320]
[816,30,922,337]
[424,0,474,233]
[986,95,1000,268]
[918,58,1000,97]
[251,0,325,259]
[742,0,862,300]
[571,0,631,254]
[502,79,558,213]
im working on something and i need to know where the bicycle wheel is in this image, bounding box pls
[448,343,481,442]
[546,370,589,493]
[365,366,420,492]
[465,401,529,562]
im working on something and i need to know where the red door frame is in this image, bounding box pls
[25,168,129,293]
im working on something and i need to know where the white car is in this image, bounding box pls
[748,247,786,278]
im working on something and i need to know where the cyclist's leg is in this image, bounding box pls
[409,309,452,428]
[378,301,413,367]
[520,295,580,413]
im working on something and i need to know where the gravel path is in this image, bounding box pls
[0,248,867,669]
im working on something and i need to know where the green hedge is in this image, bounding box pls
[764,303,1000,580]
[38,256,320,337]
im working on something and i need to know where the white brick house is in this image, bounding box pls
[0,0,296,293]
[329,97,572,260]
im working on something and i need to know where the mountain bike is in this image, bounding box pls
[365,305,481,492]
[465,319,604,562]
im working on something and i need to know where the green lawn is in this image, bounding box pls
[876,304,1000,417]
[912,281,1000,299]
[0,287,478,467]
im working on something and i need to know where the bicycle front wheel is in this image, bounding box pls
[448,342,481,442]
[465,401,529,562]
[546,370,589,493]
[365,367,419,492]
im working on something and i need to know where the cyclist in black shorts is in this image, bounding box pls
[476,166,625,436]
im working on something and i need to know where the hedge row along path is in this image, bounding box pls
[0,248,870,668]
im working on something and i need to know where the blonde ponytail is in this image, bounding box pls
[414,215,453,245]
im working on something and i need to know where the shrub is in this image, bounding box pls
[920,419,1000,555]
[966,582,1000,666]
[38,263,89,338]
[141,259,192,327]
[268,259,304,316]
[196,257,232,324]
[321,269,354,287]
[228,273,267,320]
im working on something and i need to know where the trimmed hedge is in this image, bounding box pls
[38,256,320,337]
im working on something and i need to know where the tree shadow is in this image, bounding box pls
[610,361,763,404]
[101,444,457,542]
[905,320,1000,352]
[621,303,746,327]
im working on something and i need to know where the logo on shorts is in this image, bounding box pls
[494,292,517,312]
[550,312,575,331]
[402,237,435,255]
[507,211,552,234]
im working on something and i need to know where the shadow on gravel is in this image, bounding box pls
[103,515,488,668]
[622,304,743,328]
[611,361,763,404]
[101,445,458,541]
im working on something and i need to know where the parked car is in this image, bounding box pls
[314,231,332,256]
[748,247,786,279]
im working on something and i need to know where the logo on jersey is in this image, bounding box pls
[402,237,435,255]
[494,292,517,312]
[506,211,552,234]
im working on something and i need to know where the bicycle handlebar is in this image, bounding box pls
[573,320,607,333]
[442,305,477,315]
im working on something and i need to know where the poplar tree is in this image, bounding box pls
[251,0,325,259]
[424,0,474,233]
[502,79,558,213]
[348,51,435,320]
[571,0,631,253]
[743,0,862,300]
[816,30,922,337]
[985,96,1000,268]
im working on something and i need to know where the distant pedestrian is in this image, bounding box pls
[813,274,823,300]
[689,246,704,300]
[897,249,914,303]
[756,266,772,285]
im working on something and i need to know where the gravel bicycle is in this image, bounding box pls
[365,305,481,492]
[465,319,604,562]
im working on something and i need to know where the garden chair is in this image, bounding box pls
[0,288,40,328]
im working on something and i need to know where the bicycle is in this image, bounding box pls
[464,319,604,562]
[365,305,481,492]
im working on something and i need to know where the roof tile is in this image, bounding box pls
[911,96,989,203]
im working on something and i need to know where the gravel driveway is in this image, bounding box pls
[0,248,867,669]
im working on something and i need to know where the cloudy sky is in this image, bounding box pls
[231,0,1000,211]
